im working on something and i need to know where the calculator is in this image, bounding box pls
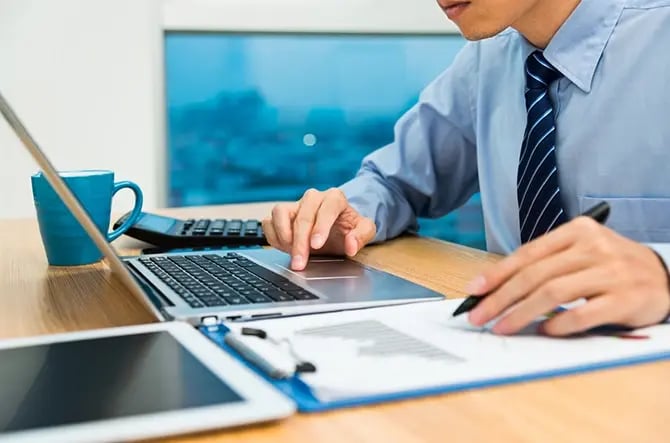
[113,211,268,249]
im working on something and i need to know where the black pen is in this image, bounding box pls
[451,201,611,317]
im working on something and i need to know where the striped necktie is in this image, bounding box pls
[517,51,568,243]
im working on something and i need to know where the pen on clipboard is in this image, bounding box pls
[224,327,316,379]
[451,201,611,318]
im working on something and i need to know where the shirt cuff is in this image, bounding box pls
[646,243,670,324]
[339,177,418,244]
[647,243,670,268]
[339,180,386,244]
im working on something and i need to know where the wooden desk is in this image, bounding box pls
[1,203,668,443]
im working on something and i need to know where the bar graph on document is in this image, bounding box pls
[296,320,464,362]
[290,320,468,401]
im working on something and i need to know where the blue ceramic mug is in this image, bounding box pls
[31,170,143,266]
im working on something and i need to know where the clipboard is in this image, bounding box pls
[199,319,670,413]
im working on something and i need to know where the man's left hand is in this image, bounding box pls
[466,217,670,336]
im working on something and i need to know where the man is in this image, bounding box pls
[262,0,670,336]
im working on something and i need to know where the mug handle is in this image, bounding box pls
[107,181,144,242]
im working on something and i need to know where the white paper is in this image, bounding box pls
[225,300,670,402]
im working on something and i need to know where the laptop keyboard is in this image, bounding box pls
[138,252,319,308]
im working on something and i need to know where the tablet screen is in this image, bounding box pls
[0,331,244,433]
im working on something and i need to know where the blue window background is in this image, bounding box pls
[165,32,486,249]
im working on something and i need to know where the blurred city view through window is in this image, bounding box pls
[165,32,486,249]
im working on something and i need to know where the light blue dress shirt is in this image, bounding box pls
[340,0,670,261]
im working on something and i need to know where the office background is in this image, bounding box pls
[0,0,485,249]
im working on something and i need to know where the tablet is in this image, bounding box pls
[0,322,295,443]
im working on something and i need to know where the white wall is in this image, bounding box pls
[0,0,163,219]
[163,0,458,33]
[0,0,458,219]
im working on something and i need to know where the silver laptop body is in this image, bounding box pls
[0,90,443,326]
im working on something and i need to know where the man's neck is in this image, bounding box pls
[512,0,582,49]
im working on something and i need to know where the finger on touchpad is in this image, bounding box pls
[290,258,364,279]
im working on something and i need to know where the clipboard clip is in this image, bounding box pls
[224,327,316,379]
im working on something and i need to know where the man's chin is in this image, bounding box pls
[455,23,509,41]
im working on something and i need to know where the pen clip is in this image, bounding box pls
[226,327,317,378]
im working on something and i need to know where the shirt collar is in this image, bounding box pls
[525,0,626,93]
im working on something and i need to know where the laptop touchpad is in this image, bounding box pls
[289,258,364,280]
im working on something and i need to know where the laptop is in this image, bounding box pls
[0,90,443,326]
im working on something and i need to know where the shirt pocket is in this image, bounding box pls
[578,196,670,243]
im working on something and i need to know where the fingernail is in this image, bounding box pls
[311,234,324,249]
[468,308,485,326]
[291,255,305,269]
[491,322,506,335]
[465,275,486,294]
[346,237,359,257]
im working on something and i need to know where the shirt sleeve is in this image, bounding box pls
[339,42,480,243]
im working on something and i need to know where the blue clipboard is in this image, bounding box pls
[199,324,670,413]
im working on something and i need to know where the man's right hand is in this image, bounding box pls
[262,188,377,271]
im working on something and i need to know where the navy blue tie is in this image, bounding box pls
[517,51,568,243]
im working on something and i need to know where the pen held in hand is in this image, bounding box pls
[451,201,611,318]
[451,294,486,317]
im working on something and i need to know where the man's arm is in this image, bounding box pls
[340,43,480,242]
[262,43,484,270]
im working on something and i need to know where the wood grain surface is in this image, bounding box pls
[1,202,668,443]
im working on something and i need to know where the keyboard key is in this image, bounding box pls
[203,297,227,307]
[253,285,272,292]
[227,220,242,230]
[289,290,319,300]
[228,282,247,289]
[243,220,259,236]
[235,258,255,267]
[245,292,273,303]
[194,219,210,229]
[212,288,236,297]
[275,281,303,291]
[265,289,295,302]
[223,296,250,305]
[174,287,190,296]
[244,265,285,284]
[210,219,226,229]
